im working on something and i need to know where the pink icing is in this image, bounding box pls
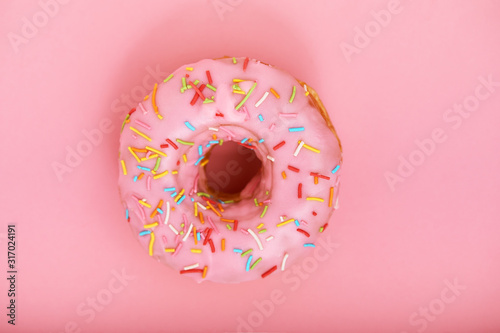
[118,57,342,283]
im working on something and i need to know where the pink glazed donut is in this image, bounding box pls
[118,57,342,283]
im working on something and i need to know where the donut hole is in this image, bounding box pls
[202,141,263,201]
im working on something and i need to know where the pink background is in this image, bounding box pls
[1,0,500,332]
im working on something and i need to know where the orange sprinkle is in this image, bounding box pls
[202,266,208,278]
[220,218,235,223]
[281,171,287,179]
[329,187,334,207]
[152,83,159,114]
[193,226,197,245]
[137,173,144,180]
[199,212,205,224]
[221,238,225,251]
[206,201,221,217]
[270,88,280,98]
[314,176,318,185]
[218,203,224,213]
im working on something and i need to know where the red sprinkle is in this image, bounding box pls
[208,239,215,253]
[243,57,249,72]
[288,165,300,173]
[203,228,213,245]
[190,83,206,105]
[273,141,286,151]
[310,172,330,180]
[237,142,256,150]
[160,144,169,148]
[166,138,178,150]
[312,211,317,216]
[215,111,224,117]
[201,196,218,205]
[206,70,213,84]
[234,220,238,231]
[323,223,329,231]
[128,107,136,115]
[298,183,302,198]
[297,228,310,237]
[261,265,278,278]
[180,269,203,274]
[177,160,180,166]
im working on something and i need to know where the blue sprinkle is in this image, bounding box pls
[206,143,211,148]
[294,219,300,227]
[258,114,264,122]
[184,121,196,131]
[288,127,305,132]
[177,195,186,204]
[331,165,340,174]
[304,243,316,247]
[194,156,205,166]
[209,140,219,144]
[197,232,201,241]
[125,209,129,220]
[246,255,253,272]
[133,176,138,182]
[258,138,264,143]
[198,145,203,156]
[241,138,248,143]
[170,191,177,197]
[233,248,243,253]
[139,230,151,236]
[164,187,176,192]
[191,198,195,202]
[156,208,164,214]
[137,166,151,171]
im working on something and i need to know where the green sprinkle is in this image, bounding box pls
[233,57,237,64]
[319,227,324,233]
[258,229,267,234]
[265,190,269,195]
[235,82,258,110]
[182,77,187,89]
[193,79,199,85]
[121,114,130,133]
[289,86,296,103]
[180,231,184,235]
[260,205,269,218]
[153,157,161,172]
[250,257,262,270]
[197,192,211,197]
[226,224,232,230]
[176,139,194,146]
[203,98,214,104]
[223,200,235,204]
[233,84,241,90]
[206,84,217,92]
[219,139,223,145]
[241,249,253,257]
[254,198,259,206]
[163,74,174,82]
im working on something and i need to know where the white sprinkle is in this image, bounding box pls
[304,85,308,92]
[168,224,179,235]
[209,127,219,132]
[293,141,305,157]
[164,201,170,225]
[182,223,193,242]
[266,155,275,162]
[247,229,263,251]
[281,253,289,271]
[254,91,269,107]
[265,236,274,242]
[184,263,199,270]
[197,202,207,210]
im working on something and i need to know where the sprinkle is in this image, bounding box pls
[206,201,221,217]
[138,200,151,208]
[153,170,169,179]
[310,172,330,180]
[265,236,274,242]
[258,138,264,143]
[139,230,151,236]
[206,70,213,84]
[182,77,187,90]
[186,67,193,71]
[243,57,249,71]
[127,147,141,162]
[288,165,300,173]
[232,57,237,64]
[266,155,275,162]
[246,255,253,271]
[190,82,206,103]
[221,239,225,251]
[329,187,334,207]
[172,242,183,256]
[168,224,179,235]
[233,89,246,95]
[206,83,217,91]
[176,139,194,146]
[299,141,320,153]
[258,229,267,234]
[164,187,176,192]
[184,263,199,270]
[241,249,253,257]
[260,206,269,218]
[294,219,300,227]
[281,171,287,179]
[306,197,324,202]
[281,253,289,271]
[261,265,277,278]
[304,243,316,247]
[288,127,305,132]
[255,91,269,107]
[297,228,310,237]
[125,209,129,220]
[234,220,238,231]
[130,127,152,141]
[182,223,193,242]
[177,195,186,205]
[207,215,220,234]
[137,166,151,172]
[148,232,155,256]
[277,218,294,227]
[163,74,174,82]
[279,113,298,118]
[145,146,167,157]
[293,141,305,156]
[165,138,178,150]
[134,119,151,130]
[203,229,213,246]
[194,156,205,166]
[191,249,201,254]
[247,229,263,251]
[270,88,280,98]
[164,248,175,253]
[273,141,286,151]
[202,266,208,278]
[180,268,203,274]
[120,160,127,175]
[289,86,296,103]
[164,202,170,224]
[152,83,159,114]
[235,82,258,110]
[233,248,243,253]
[298,183,302,198]
[258,114,264,122]
[331,165,340,174]
[184,121,196,131]
[208,239,215,252]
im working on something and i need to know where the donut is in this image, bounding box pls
[118,57,342,283]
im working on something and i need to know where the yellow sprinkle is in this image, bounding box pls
[233,79,246,82]
[164,248,175,253]
[182,154,187,163]
[298,141,320,153]
[202,266,208,279]
[138,200,151,208]
[172,170,178,175]
[144,222,159,229]
[305,91,310,96]
[233,90,246,95]
[306,197,324,202]
[148,232,155,256]
[194,201,198,217]
[153,170,169,179]
[191,249,202,253]
[127,147,141,163]
[186,67,194,71]
[120,160,127,175]
[174,189,185,202]
[281,171,287,179]
[140,153,158,161]
[143,95,149,100]
[146,146,167,157]
[277,218,294,227]
[221,238,225,251]
[130,126,152,141]
[257,223,264,229]
[270,88,280,98]
[157,114,163,120]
